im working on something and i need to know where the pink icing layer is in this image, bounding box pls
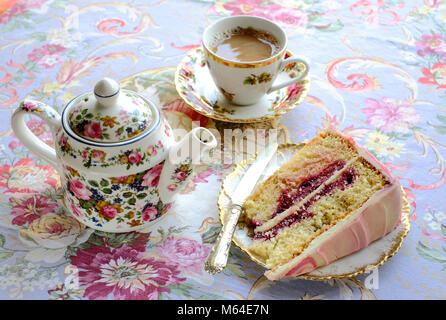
[265,180,402,280]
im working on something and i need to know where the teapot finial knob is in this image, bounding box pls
[94,78,120,107]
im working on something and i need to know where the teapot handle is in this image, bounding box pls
[11,100,61,168]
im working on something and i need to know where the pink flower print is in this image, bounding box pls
[112,176,129,183]
[36,43,66,55]
[38,55,64,69]
[23,213,86,248]
[157,236,210,275]
[83,122,103,139]
[164,123,171,137]
[118,110,130,121]
[415,34,446,57]
[141,164,163,188]
[0,158,58,196]
[146,145,158,157]
[8,141,20,150]
[362,97,420,133]
[419,62,446,90]
[167,184,177,192]
[0,0,50,24]
[22,101,37,111]
[142,205,158,222]
[265,4,308,28]
[157,140,164,149]
[27,44,66,69]
[71,202,84,218]
[131,97,143,106]
[223,0,264,16]
[286,83,304,101]
[90,149,106,162]
[82,150,89,159]
[128,150,143,164]
[350,0,400,26]
[69,179,92,200]
[222,0,308,29]
[174,171,187,182]
[100,205,118,219]
[69,244,185,300]
[9,195,58,226]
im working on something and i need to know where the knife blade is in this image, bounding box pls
[205,142,279,275]
[230,142,279,206]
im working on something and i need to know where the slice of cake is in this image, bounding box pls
[242,129,402,280]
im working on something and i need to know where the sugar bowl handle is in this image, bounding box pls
[11,100,61,168]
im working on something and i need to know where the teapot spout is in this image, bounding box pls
[158,127,217,203]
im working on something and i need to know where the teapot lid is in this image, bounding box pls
[67,78,154,143]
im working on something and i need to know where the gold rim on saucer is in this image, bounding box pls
[174,48,310,123]
[217,143,411,280]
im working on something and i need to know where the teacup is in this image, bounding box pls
[202,15,309,105]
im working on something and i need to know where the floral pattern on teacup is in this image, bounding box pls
[219,87,235,101]
[243,72,273,85]
[283,61,306,78]
[175,48,309,122]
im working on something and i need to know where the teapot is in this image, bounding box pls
[11,78,217,232]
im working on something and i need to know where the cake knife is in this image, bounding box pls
[204,142,279,275]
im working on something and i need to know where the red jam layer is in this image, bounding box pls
[254,167,358,241]
[273,160,346,218]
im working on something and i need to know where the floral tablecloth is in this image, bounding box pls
[0,0,445,300]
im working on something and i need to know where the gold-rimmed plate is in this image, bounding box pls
[217,143,411,280]
[174,48,310,123]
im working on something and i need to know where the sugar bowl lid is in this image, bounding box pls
[66,78,155,143]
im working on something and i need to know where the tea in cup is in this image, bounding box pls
[210,26,280,62]
[202,15,309,105]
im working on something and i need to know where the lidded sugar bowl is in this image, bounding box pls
[11,78,217,232]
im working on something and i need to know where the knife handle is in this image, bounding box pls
[204,204,242,275]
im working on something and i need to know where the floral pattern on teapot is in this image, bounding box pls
[20,100,58,119]
[58,132,166,170]
[68,92,152,142]
[62,164,172,231]
[11,78,217,233]
[166,157,193,192]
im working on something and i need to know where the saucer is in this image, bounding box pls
[175,48,310,123]
[218,143,411,280]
